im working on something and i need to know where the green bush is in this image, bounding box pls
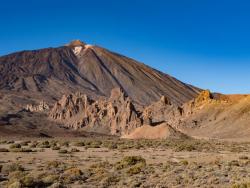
[47,161,64,169]
[10,148,33,152]
[7,181,22,188]
[102,141,117,149]
[20,141,31,146]
[20,176,35,187]
[180,160,189,166]
[37,141,51,148]
[0,148,9,152]
[175,143,196,152]
[62,167,83,183]
[58,149,68,154]
[239,156,249,160]
[8,174,47,188]
[73,141,85,147]
[228,160,240,167]
[49,140,58,148]
[1,163,24,174]
[86,141,102,148]
[115,156,146,170]
[0,140,7,144]
[9,144,21,149]
[8,171,27,180]
[101,174,120,187]
[52,146,60,150]
[126,163,145,175]
[7,141,15,144]
[60,141,70,147]
[42,174,59,185]
[232,182,250,188]
[29,142,38,148]
[71,148,80,152]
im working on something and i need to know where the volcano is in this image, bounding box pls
[0,40,203,138]
[0,40,200,112]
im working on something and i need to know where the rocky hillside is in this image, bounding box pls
[49,87,189,139]
[0,40,200,115]
[176,92,250,141]
[49,87,250,140]
[140,90,250,141]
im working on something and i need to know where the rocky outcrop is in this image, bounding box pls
[49,89,229,139]
[180,90,225,118]
[49,88,142,136]
[122,123,188,139]
[25,101,49,112]
[49,90,216,137]
[141,90,220,131]
[142,95,182,126]
[50,92,92,121]
[44,89,250,140]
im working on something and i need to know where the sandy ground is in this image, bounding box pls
[0,138,250,187]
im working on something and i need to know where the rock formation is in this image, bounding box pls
[142,95,182,126]
[49,88,191,138]
[49,89,220,138]
[15,88,250,141]
[49,88,142,136]
[25,101,49,112]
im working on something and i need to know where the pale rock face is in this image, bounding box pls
[49,87,215,138]
[25,101,49,112]
[142,95,182,127]
[49,88,142,135]
[49,89,218,138]
[72,46,83,56]
[49,88,193,137]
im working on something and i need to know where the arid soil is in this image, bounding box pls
[0,137,250,188]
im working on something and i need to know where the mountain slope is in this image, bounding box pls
[177,92,250,141]
[0,40,200,114]
[139,90,250,141]
[78,45,200,105]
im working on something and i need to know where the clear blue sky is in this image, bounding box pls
[1,0,250,94]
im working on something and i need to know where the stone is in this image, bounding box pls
[25,101,49,112]
[49,88,142,136]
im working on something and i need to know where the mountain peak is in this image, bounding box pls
[66,40,86,47]
[65,40,88,56]
[0,40,200,106]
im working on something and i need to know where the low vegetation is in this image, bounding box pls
[0,137,250,187]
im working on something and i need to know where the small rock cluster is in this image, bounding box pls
[26,101,49,112]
